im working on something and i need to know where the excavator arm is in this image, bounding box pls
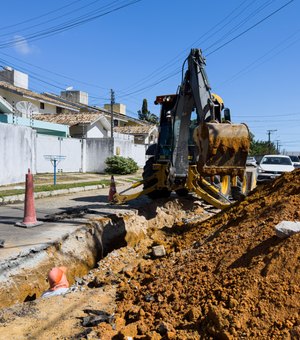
[171,48,225,182]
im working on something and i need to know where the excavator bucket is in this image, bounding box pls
[194,122,250,178]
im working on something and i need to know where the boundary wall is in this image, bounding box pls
[0,123,147,185]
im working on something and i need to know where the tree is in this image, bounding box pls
[249,132,277,156]
[138,99,159,124]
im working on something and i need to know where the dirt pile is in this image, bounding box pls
[96,169,300,339]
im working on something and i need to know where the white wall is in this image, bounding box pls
[132,144,147,167]
[114,138,146,167]
[36,135,82,173]
[87,121,107,138]
[85,138,113,173]
[0,123,36,185]
[0,124,147,185]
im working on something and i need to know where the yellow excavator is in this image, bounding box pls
[113,49,253,209]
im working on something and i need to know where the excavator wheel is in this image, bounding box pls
[143,157,171,199]
[205,176,231,199]
[231,175,247,201]
[199,178,231,206]
[214,175,231,197]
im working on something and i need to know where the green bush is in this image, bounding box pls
[105,156,139,175]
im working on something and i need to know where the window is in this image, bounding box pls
[56,106,62,114]
[262,157,292,165]
[40,102,45,110]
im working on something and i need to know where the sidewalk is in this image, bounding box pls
[0,181,137,264]
[0,171,142,205]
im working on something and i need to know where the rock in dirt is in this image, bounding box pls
[82,309,114,327]
[274,220,300,238]
[152,245,166,257]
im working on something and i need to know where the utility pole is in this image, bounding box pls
[110,89,115,139]
[110,89,115,156]
[267,129,277,153]
[274,139,280,154]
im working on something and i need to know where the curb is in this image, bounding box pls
[0,184,106,206]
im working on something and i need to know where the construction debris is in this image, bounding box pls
[274,220,300,238]
[152,245,166,258]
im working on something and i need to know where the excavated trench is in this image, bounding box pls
[0,197,215,309]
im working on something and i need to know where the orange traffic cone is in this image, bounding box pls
[15,169,43,228]
[108,175,117,202]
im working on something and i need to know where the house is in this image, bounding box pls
[0,67,144,128]
[45,91,147,128]
[0,70,74,137]
[0,67,154,141]
[0,77,80,116]
[35,112,111,138]
[114,125,158,145]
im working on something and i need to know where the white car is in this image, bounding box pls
[257,155,294,183]
[288,155,300,168]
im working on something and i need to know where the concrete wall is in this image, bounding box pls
[0,124,147,185]
[132,144,147,167]
[115,137,146,167]
[60,90,88,105]
[87,121,107,138]
[85,138,113,173]
[36,135,82,173]
[0,69,28,89]
[0,123,36,185]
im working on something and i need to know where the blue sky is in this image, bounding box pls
[1,0,299,152]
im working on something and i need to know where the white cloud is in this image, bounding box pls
[13,35,34,55]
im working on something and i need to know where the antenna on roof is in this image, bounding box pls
[16,101,39,118]
[66,86,73,91]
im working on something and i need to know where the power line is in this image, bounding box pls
[0,0,142,49]
[0,51,109,90]
[0,59,109,101]
[236,111,300,118]
[206,0,294,56]
[0,0,102,38]
[0,0,295,114]
[0,0,85,31]
[204,0,274,53]
[1,0,287,106]
[118,0,295,99]
[118,0,254,94]
[216,27,300,88]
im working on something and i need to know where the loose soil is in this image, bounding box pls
[0,169,299,339]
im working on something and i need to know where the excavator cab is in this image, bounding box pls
[154,94,200,165]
